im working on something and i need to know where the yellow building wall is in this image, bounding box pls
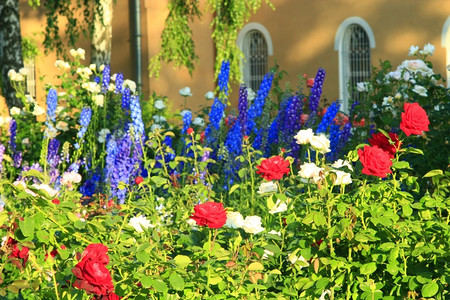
[3,0,450,118]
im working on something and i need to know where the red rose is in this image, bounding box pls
[199,131,206,143]
[306,78,314,88]
[300,114,309,125]
[358,145,393,178]
[187,127,194,135]
[135,176,144,185]
[52,198,60,204]
[99,292,121,299]
[190,202,227,229]
[256,156,290,181]
[368,132,401,159]
[10,244,29,265]
[72,244,114,295]
[400,102,430,136]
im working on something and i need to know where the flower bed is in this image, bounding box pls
[0,45,449,299]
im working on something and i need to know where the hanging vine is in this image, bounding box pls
[149,0,274,87]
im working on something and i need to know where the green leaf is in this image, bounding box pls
[423,169,443,178]
[386,263,398,276]
[313,213,327,227]
[360,262,377,275]
[19,217,35,237]
[174,254,192,268]
[315,278,329,290]
[302,213,315,224]
[421,282,438,297]
[0,211,8,227]
[208,276,222,285]
[392,161,411,170]
[169,273,185,291]
[248,262,264,271]
[402,204,413,217]
[151,279,168,293]
[136,250,150,263]
[140,275,152,288]
[228,184,240,195]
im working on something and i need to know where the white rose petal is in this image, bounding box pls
[32,105,46,116]
[298,162,325,183]
[294,128,314,145]
[128,215,154,233]
[408,45,419,56]
[310,134,331,154]
[331,159,353,171]
[154,99,166,110]
[225,211,245,229]
[124,79,137,93]
[420,43,435,56]
[242,216,265,234]
[332,170,352,185]
[412,85,428,97]
[192,117,205,127]
[269,198,290,214]
[257,181,278,194]
[204,91,214,100]
[10,107,21,116]
[179,87,192,97]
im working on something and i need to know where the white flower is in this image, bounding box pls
[56,121,69,132]
[22,138,30,145]
[32,105,46,116]
[294,128,314,145]
[76,67,92,79]
[179,87,192,97]
[331,159,353,171]
[154,99,166,110]
[246,88,256,101]
[269,198,290,214]
[298,162,324,184]
[408,45,419,56]
[10,107,21,116]
[7,69,16,78]
[204,91,214,100]
[267,230,281,236]
[44,126,58,139]
[55,60,70,70]
[400,60,433,76]
[242,216,265,234]
[99,64,105,72]
[124,79,136,93]
[420,43,435,56]
[82,82,101,93]
[0,116,12,127]
[93,94,104,107]
[61,171,82,188]
[186,218,198,228]
[1,236,7,247]
[225,212,245,229]
[356,82,370,92]
[128,215,154,233]
[257,181,278,194]
[394,92,402,100]
[32,183,59,198]
[89,64,97,71]
[332,170,352,185]
[319,289,332,300]
[151,124,162,132]
[192,117,205,127]
[180,109,190,117]
[19,68,29,76]
[153,115,166,123]
[108,83,116,92]
[8,70,24,82]
[110,73,117,81]
[386,70,401,80]
[262,249,274,260]
[70,48,85,60]
[98,128,111,143]
[310,134,331,154]
[412,85,428,97]
[13,181,37,197]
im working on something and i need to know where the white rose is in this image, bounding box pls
[412,85,427,97]
[153,115,166,123]
[225,212,245,229]
[10,107,21,116]
[331,159,353,171]
[56,121,69,132]
[294,128,314,145]
[0,116,12,127]
[7,69,17,78]
[386,71,401,80]
[394,92,402,100]
[89,64,97,71]
[333,170,352,185]
[242,216,265,234]
[192,117,205,127]
[128,215,154,233]
[22,138,30,145]
[98,128,111,143]
[19,68,29,76]
[408,45,419,56]
[13,181,37,197]
[32,183,59,198]
[204,91,215,100]
[61,171,82,187]
[356,82,369,92]
[124,79,136,93]
[420,43,435,56]
[262,249,274,260]
[82,82,101,93]
[246,88,256,101]
[257,181,278,194]
[310,134,331,154]
[298,162,324,183]
[267,230,281,236]
[93,94,104,107]
[151,124,162,132]
[32,105,46,116]
[179,87,192,97]
[154,99,166,110]
[108,83,115,92]
[269,198,290,214]
[288,252,309,268]
[77,48,85,60]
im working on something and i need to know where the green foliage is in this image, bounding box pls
[21,36,40,63]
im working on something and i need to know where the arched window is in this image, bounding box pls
[441,16,450,88]
[237,23,273,92]
[335,17,375,113]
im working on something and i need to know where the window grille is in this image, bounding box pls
[24,60,36,98]
[344,24,371,102]
[243,30,268,92]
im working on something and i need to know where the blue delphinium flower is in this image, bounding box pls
[47,139,60,168]
[19,162,43,183]
[9,119,16,153]
[181,110,192,134]
[122,88,131,111]
[94,76,101,84]
[80,171,101,198]
[13,152,22,168]
[102,65,111,91]
[335,122,352,158]
[326,124,341,162]
[316,101,340,134]
[306,68,326,127]
[111,134,133,204]
[218,60,230,94]
[225,121,242,156]
[68,161,80,173]
[285,95,303,157]
[237,85,248,133]
[104,139,118,183]
[46,88,58,123]
[205,97,226,145]
[246,73,274,135]
[130,95,145,139]
[115,73,124,94]
[77,107,92,139]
